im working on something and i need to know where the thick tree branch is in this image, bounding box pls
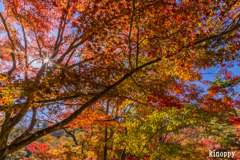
[22,25,28,80]
[65,49,76,66]
[53,11,68,57]
[10,107,37,145]
[136,22,140,68]
[36,92,97,103]
[34,33,43,59]
[0,113,11,147]
[0,106,6,111]
[128,0,136,70]
[193,23,240,45]
[0,97,33,149]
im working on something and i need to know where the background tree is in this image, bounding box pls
[1,0,240,159]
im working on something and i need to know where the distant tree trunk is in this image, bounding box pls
[103,127,107,160]
[103,100,110,160]
[120,148,126,160]
[82,142,84,155]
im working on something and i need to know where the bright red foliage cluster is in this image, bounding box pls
[26,142,50,158]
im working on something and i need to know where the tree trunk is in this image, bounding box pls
[0,156,6,160]
[103,100,110,160]
[103,135,107,160]
[120,148,126,160]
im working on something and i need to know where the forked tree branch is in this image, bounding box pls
[64,129,78,146]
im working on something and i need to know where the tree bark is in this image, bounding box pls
[120,148,126,160]
[103,100,110,160]
[0,156,6,160]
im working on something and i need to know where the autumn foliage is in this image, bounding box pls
[1,0,240,159]
[26,142,51,159]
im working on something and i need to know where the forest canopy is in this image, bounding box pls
[0,0,240,159]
